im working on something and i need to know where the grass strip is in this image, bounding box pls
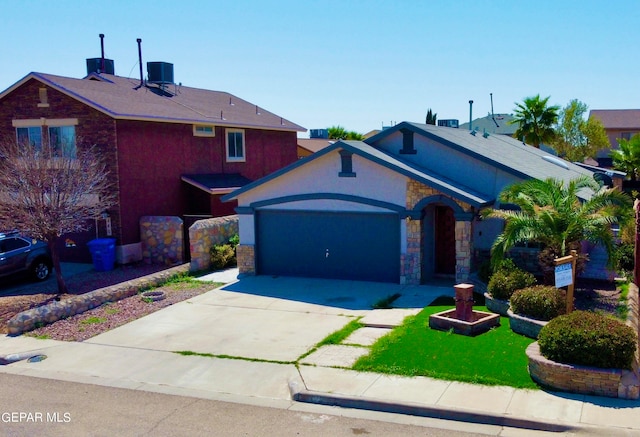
[173,350,293,365]
[296,318,363,361]
[353,295,538,389]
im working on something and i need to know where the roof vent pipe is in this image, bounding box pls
[468,100,474,131]
[136,38,143,89]
[99,34,105,73]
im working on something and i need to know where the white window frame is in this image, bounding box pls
[226,128,245,162]
[13,119,78,158]
[193,124,216,137]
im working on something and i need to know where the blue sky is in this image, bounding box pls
[1,0,638,136]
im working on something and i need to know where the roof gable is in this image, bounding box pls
[0,72,305,132]
[365,121,594,184]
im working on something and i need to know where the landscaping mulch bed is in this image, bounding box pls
[0,262,172,335]
[27,281,216,341]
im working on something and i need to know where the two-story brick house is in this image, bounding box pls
[0,67,304,263]
[589,109,640,167]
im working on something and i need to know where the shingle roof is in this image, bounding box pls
[0,72,305,132]
[181,173,253,194]
[224,121,598,206]
[590,109,640,129]
[224,139,493,208]
[458,113,517,135]
[371,122,594,185]
[297,138,335,153]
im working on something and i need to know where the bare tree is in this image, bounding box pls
[0,138,116,295]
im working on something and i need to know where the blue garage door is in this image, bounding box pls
[256,210,400,283]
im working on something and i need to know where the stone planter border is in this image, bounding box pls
[527,342,639,399]
[507,309,547,339]
[483,293,510,316]
[7,263,190,336]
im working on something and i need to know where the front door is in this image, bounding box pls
[434,206,456,275]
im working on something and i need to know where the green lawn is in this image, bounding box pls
[352,295,539,389]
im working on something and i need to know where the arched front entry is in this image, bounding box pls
[420,203,456,282]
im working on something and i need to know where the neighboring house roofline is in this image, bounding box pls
[0,72,305,133]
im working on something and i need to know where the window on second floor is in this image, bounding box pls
[226,129,245,162]
[193,124,215,137]
[49,126,77,158]
[16,126,43,149]
[14,121,77,158]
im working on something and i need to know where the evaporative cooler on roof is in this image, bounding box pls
[147,62,174,85]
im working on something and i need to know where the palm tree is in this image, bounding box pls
[510,95,560,148]
[483,176,632,279]
[327,125,347,140]
[611,134,640,181]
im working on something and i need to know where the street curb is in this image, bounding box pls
[287,378,578,433]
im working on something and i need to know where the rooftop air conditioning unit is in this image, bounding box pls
[86,58,115,75]
[147,62,174,85]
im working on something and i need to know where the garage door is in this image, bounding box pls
[256,210,399,283]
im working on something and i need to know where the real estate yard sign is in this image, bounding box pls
[554,250,577,314]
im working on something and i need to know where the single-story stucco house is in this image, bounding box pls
[223,121,601,285]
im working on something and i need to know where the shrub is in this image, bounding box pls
[612,242,634,274]
[510,285,566,321]
[486,267,536,301]
[538,310,636,369]
[210,244,235,270]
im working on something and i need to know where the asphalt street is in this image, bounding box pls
[0,373,490,437]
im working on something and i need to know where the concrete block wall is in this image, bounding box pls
[189,215,238,272]
[140,216,183,265]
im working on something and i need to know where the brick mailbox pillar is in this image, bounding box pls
[454,283,474,322]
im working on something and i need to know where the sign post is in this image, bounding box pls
[555,250,577,314]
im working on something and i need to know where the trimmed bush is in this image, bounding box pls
[538,310,637,370]
[486,267,536,301]
[210,244,235,270]
[510,285,566,321]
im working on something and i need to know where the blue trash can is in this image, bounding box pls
[87,238,116,271]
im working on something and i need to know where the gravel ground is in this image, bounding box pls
[27,280,218,341]
[0,262,188,335]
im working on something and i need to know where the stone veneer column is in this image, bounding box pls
[401,218,422,285]
[455,220,472,283]
[404,180,473,285]
[236,244,256,276]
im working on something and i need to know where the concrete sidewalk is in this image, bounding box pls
[0,274,639,435]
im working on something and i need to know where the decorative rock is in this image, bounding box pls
[6,263,191,335]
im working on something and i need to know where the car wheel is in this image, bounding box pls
[31,259,52,281]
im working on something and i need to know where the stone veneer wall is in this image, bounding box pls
[189,215,239,272]
[526,283,640,399]
[7,264,190,335]
[236,244,256,276]
[403,180,473,285]
[140,216,184,265]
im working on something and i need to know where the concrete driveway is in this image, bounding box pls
[83,275,449,362]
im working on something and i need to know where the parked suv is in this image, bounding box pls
[0,231,52,282]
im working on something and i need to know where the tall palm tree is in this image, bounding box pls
[483,176,632,276]
[611,134,640,181]
[510,95,560,148]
